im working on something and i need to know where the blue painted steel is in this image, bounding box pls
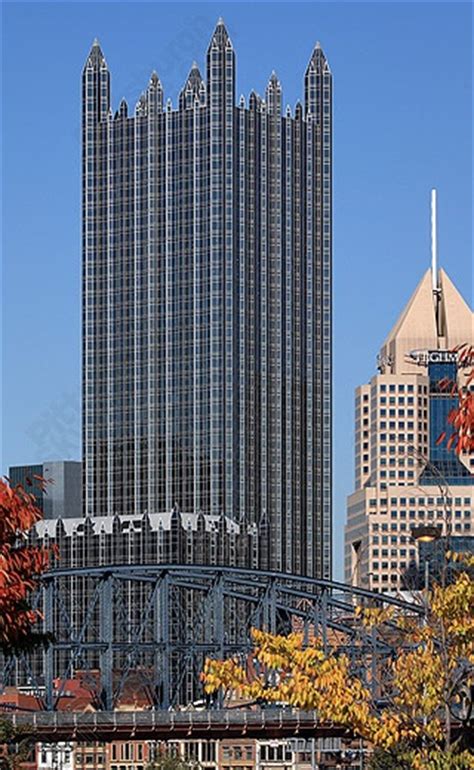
[1,565,423,711]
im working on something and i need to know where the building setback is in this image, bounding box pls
[82,20,332,578]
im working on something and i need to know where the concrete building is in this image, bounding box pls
[82,20,332,578]
[345,222,473,592]
[9,461,82,519]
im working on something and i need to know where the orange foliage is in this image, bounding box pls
[0,477,57,652]
[437,344,474,456]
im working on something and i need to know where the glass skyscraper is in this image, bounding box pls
[82,20,332,578]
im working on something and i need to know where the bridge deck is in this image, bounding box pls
[8,709,350,741]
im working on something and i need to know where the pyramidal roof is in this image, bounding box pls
[379,267,472,375]
[438,268,473,344]
[382,269,437,349]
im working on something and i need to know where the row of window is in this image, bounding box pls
[369,497,471,507]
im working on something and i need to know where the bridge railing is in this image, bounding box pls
[10,707,321,734]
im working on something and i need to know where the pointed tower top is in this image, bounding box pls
[208,17,233,50]
[306,40,328,72]
[379,267,473,373]
[185,62,203,83]
[84,37,107,69]
[180,62,205,108]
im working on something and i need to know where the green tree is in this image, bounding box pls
[146,751,199,770]
[0,717,34,770]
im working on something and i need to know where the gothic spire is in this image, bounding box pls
[206,18,235,108]
[179,62,206,109]
[208,17,233,51]
[306,41,328,71]
[266,71,282,116]
[83,37,107,71]
[82,38,110,121]
[304,41,331,117]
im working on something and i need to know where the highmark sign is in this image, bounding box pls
[408,349,459,366]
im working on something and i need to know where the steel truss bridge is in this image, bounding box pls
[1,565,423,718]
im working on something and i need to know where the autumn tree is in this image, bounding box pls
[203,558,474,769]
[0,477,56,655]
[437,344,474,456]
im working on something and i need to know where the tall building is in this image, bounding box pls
[345,221,473,591]
[82,21,332,577]
[9,460,82,519]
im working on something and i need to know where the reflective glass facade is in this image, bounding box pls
[421,360,473,486]
[82,22,332,578]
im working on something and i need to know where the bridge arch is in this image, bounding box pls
[1,565,423,711]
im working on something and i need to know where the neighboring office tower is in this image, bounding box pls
[345,197,473,592]
[8,461,82,519]
[82,21,332,578]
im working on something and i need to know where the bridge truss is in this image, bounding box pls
[1,565,423,712]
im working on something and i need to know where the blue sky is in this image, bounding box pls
[2,1,472,579]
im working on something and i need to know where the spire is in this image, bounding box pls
[135,94,147,117]
[306,41,327,70]
[179,62,205,109]
[82,38,110,120]
[430,188,443,337]
[115,98,128,120]
[431,188,439,293]
[304,40,331,117]
[147,71,163,113]
[84,37,107,69]
[266,71,282,116]
[249,91,262,112]
[206,18,235,108]
[208,17,233,50]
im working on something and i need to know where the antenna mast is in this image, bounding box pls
[431,188,442,339]
[431,188,438,292]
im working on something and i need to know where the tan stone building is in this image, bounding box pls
[345,266,473,592]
